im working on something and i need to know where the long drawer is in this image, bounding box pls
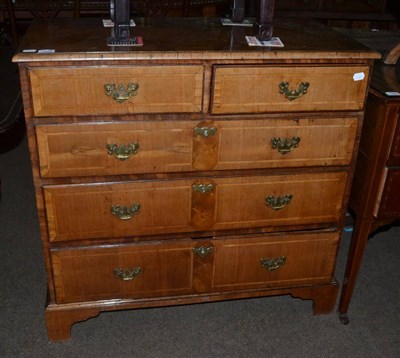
[211,65,370,114]
[44,172,347,242]
[29,65,204,116]
[36,117,358,177]
[51,230,339,304]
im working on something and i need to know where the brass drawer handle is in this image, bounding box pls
[279,82,310,101]
[113,267,143,281]
[110,203,141,220]
[265,195,293,210]
[271,137,301,155]
[192,183,215,194]
[194,126,218,138]
[260,256,286,271]
[106,143,139,161]
[104,82,139,103]
[192,246,214,258]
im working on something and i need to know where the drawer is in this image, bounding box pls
[51,230,338,304]
[211,66,369,114]
[51,241,196,304]
[29,65,204,116]
[322,0,386,13]
[44,172,347,242]
[212,230,339,290]
[36,117,358,177]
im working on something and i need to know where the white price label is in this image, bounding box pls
[353,72,365,81]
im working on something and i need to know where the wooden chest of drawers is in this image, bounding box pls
[13,17,379,340]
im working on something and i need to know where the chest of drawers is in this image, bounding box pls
[13,17,379,341]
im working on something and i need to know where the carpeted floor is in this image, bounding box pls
[0,132,399,357]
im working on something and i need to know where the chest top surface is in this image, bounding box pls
[13,17,380,63]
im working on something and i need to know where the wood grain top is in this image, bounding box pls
[13,17,380,62]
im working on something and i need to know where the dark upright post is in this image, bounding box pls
[255,0,275,40]
[230,0,245,23]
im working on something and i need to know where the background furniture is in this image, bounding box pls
[338,40,400,323]
[13,17,378,340]
[274,0,399,28]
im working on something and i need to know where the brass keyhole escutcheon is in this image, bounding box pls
[192,246,214,258]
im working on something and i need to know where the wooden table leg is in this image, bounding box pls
[338,217,374,324]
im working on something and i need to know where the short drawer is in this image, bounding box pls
[44,172,347,242]
[29,65,204,116]
[51,241,196,304]
[211,65,369,114]
[212,230,339,290]
[36,117,358,177]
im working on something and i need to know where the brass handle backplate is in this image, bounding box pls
[260,256,286,271]
[104,82,139,103]
[192,246,214,258]
[265,195,293,210]
[271,137,301,155]
[192,183,215,194]
[110,203,141,220]
[194,126,218,138]
[106,143,139,161]
[113,267,143,281]
[279,82,309,101]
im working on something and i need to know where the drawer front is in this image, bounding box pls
[212,231,339,290]
[44,172,347,242]
[51,231,338,304]
[211,66,369,114]
[377,169,400,218]
[51,241,195,304]
[29,65,204,116]
[36,117,358,178]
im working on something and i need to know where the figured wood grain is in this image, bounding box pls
[51,241,195,304]
[29,65,204,116]
[212,66,370,114]
[212,231,339,290]
[51,231,338,305]
[36,117,358,178]
[44,172,347,242]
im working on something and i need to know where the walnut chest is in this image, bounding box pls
[13,17,379,341]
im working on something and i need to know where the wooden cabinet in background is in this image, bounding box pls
[338,60,400,323]
[13,17,378,340]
